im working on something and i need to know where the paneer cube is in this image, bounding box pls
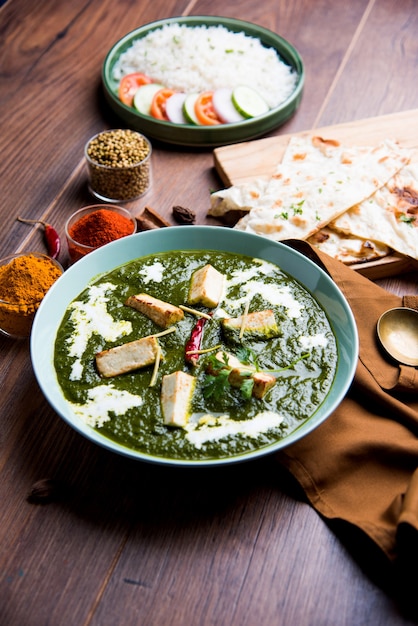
[206,351,255,375]
[125,293,184,328]
[161,371,196,428]
[96,336,159,378]
[251,372,277,399]
[227,367,255,388]
[227,369,276,398]
[221,309,280,342]
[188,264,225,308]
[206,351,276,399]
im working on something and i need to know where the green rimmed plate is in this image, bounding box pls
[102,16,304,147]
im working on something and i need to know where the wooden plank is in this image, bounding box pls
[214,108,418,186]
[213,109,418,277]
[353,254,418,279]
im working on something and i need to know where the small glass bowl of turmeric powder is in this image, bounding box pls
[65,204,137,263]
[0,252,63,338]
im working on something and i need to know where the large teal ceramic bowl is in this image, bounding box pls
[31,227,357,467]
[102,16,304,147]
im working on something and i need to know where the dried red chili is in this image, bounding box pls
[185,314,212,366]
[17,217,61,259]
[68,209,134,247]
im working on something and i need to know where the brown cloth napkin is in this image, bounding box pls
[276,241,418,612]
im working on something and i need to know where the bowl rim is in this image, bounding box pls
[101,15,305,147]
[30,226,358,467]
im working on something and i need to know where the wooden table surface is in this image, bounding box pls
[1,1,418,624]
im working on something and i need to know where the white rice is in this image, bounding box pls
[112,24,298,109]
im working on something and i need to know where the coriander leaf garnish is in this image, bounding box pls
[291,200,305,215]
[203,370,230,399]
[400,214,416,226]
[240,377,255,399]
[203,349,311,402]
[203,350,255,400]
[235,345,258,368]
[206,351,230,372]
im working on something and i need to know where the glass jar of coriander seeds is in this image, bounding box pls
[85,129,152,202]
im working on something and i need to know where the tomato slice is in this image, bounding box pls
[118,73,152,107]
[150,88,176,120]
[194,91,222,125]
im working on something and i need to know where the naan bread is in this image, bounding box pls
[234,137,411,240]
[307,227,391,265]
[330,164,418,259]
[210,136,411,242]
[209,178,269,218]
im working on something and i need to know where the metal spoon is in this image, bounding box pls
[376,307,418,367]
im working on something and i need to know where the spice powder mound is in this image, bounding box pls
[0,254,63,337]
[68,209,134,247]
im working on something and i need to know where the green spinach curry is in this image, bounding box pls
[54,250,338,460]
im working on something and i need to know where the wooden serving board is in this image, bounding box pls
[213,109,418,278]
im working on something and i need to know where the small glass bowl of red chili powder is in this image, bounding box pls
[65,204,137,263]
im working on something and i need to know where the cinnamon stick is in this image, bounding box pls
[136,206,171,231]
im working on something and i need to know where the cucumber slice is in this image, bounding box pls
[166,93,187,124]
[183,93,200,125]
[212,88,245,123]
[133,83,164,116]
[231,86,269,119]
